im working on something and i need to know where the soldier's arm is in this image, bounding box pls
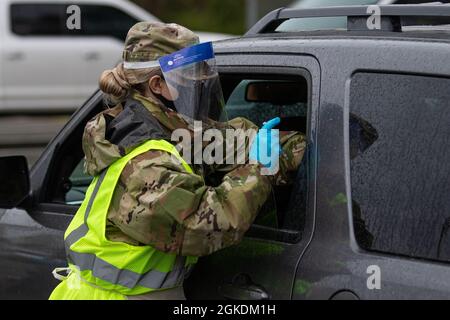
[213,118,307,187]
[108,150,272,257]
[181,163,271,256]
[274,132,307,186]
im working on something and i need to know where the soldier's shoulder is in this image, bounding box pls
[84,104,123,132]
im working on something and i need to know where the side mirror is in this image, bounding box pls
[0,156,30,209]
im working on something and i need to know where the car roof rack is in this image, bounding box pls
[245,4,450,36]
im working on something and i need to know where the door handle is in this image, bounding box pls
[84,52,100,61]
[6,52,25,61]
[219,273,270,300]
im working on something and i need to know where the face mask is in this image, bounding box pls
[152,91,176,111]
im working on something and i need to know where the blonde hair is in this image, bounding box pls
[99,63,163,106]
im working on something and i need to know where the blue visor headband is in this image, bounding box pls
[159,42,215,73]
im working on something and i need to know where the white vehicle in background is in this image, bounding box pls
[0,0,232,112]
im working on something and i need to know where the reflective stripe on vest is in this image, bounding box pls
[63,139,197,295]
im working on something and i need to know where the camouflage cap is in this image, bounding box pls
[122,22,199,71]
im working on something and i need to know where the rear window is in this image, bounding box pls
[349,72,450,262]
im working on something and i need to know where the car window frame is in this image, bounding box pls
[30,61,319,246]
[218,65,317,244]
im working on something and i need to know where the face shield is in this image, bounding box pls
[159,42,227,123]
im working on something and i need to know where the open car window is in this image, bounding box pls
[65,159,92,206]
[221,73,311,242]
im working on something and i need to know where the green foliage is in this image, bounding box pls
[131,0,246,35]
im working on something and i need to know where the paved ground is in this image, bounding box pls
[0,114,71,166]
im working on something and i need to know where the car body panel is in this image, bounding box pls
[0,208,66,299]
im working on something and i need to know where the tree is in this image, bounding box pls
[131,0,246,35]
[130,0,294,35]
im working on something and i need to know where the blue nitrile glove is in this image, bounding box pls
[249,117,281,168]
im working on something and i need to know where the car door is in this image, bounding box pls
[70,2,141,103]
[292,40,450,300]
[3,2,83,112]
[0,207,69,299]
[184,53,321,300]
[0,52,321,300]
[0,92,102,299]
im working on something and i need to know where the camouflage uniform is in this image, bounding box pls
[82,22,307,258]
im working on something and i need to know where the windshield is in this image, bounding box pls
[277,0,380,32]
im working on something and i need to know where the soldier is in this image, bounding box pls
[49,22,306,300]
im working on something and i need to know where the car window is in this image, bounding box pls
[277,0,379,32]
[226,80,308,127]
[395,0,450,3]
[65,159,92,206]
[10,3,65,36]
[277,0,450,32]
[291,0,378,7]
[10,3,138,40]
[71,5,138,41]
[223,75,309,237]
[349,72,450,262]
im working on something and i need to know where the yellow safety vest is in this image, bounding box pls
[49,140,197,300]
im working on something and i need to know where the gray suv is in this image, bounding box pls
[0,5,450,300]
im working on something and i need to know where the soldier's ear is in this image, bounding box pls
[148,75,163,95]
